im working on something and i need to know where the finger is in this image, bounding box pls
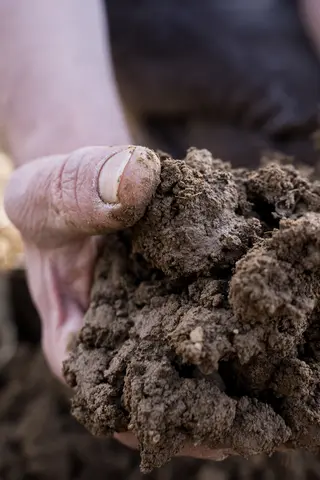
[24,242,87,380]
[300,0,320,57]
[5,146,160,247]
[114,433,233,461]
[43,297,83,381]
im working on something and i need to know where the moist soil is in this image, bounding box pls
[1,345,320,480]
[63,148,320,472]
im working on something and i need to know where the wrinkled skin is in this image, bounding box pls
[4,0,320,462]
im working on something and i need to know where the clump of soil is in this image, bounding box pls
[2,346,320,480]
[0,344,205,480]
[63,148,320,472]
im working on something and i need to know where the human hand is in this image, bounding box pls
[4,145,160,379]
[4,144,237,462]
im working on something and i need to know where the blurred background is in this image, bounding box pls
[1,0,320,478]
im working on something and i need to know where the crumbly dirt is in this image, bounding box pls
[63,148,320,472]
[2,344,320,480]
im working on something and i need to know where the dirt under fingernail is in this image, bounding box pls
[63,148,320,472]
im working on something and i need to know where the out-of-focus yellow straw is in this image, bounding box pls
[0,152,23,271]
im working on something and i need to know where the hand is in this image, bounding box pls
[4,145,160,379]
[4,145,234,462]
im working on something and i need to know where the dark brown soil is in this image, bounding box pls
[1,344,320,479]
[64,148,320,472]
[0,345,206,480]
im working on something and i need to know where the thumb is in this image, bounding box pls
[4,146,160,247]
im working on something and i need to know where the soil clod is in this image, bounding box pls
[63,148,320,472]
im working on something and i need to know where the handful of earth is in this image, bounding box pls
[63,148,320,472]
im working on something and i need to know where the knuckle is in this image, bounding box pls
[50,150,92,229]
[51,156,80,221]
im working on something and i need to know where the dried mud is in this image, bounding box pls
[64,149,320,472]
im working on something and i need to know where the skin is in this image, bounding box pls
[1,0,320,461]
